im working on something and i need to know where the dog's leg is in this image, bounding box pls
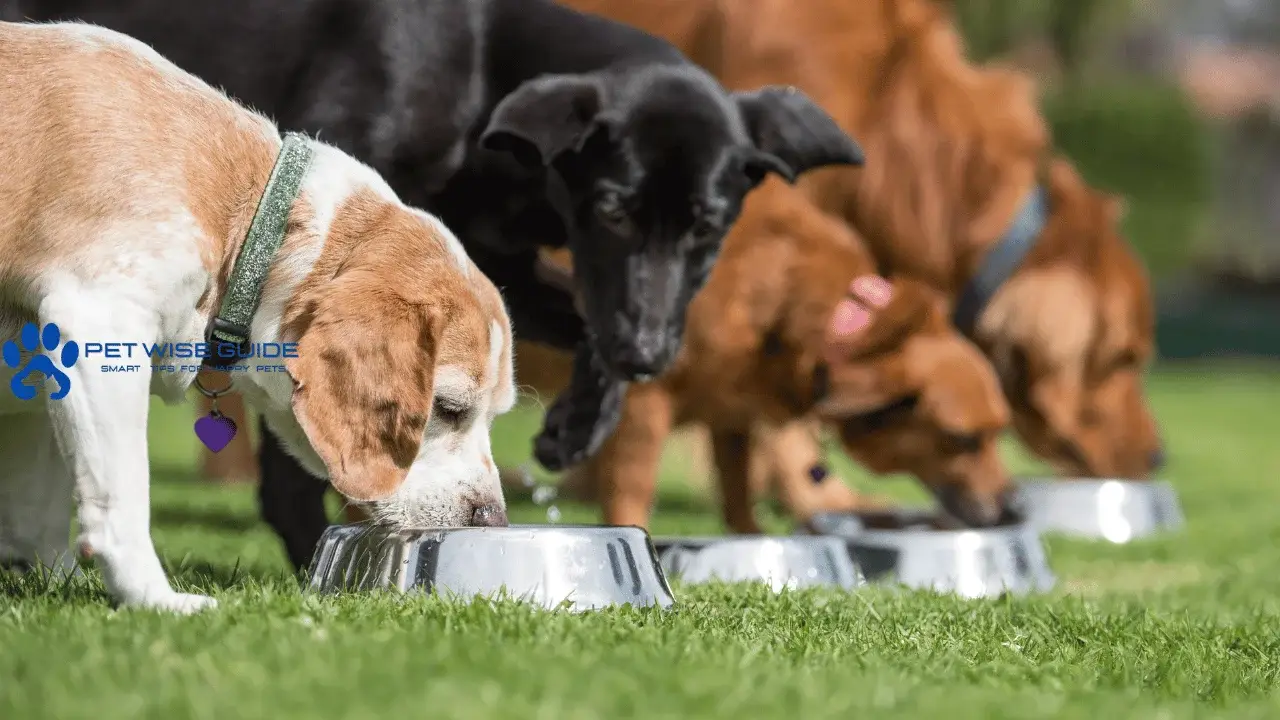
[709,429,763,534]
[40,303,213,613]
[0,413,77,577]
[533,343,626,471]
[257,418,332,573]
[599,384,673,529]
[754,419,872,523]
[555,461,600,502]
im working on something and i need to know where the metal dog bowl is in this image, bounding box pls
[1011,478,1185,543]
[802,509,1056,598]
[307,524,675,612]
[651,535,865,592]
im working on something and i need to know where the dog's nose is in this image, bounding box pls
[1148,446,1167,472]
[470,503,509,527]
[608,347,672,380]
[936,485,1020,528]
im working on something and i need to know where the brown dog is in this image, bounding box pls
[528,178,1013,532]
[560,0,1164,482]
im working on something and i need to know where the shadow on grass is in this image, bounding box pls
[152,505,262,533]
[0,559,299,605]
[0,563,114,604]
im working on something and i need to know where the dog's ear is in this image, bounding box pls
[287,277,439,502]
[815,355,918,417]
[734,87,865,184]
[814,278,945,417]
[480,75,612,168]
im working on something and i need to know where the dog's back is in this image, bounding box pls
[4,0,491,199]
[0,21,279,275]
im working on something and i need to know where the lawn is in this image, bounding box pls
[2,363,1280,719]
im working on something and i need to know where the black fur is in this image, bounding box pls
[4,0,864,569]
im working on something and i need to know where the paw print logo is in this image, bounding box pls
[2,322,79,401]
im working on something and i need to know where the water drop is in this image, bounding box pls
[545,505,562,523]
[532,485,558,506]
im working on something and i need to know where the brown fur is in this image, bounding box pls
[0,23,277,290]
[281,190,501,501]
[534,179,1011,531]
[0,22,509,510]
[559,0,1162,482]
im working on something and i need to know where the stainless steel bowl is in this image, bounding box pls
[307,524,675,612]
[802,509,1056,598]
[1011,478,1185,543]
[651,535,865,591]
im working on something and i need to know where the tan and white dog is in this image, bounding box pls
[0,21,516,613]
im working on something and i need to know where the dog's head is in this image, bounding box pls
[979,159,1162,479]
[256,189,517,529]
[815,278,1015,526]
[479,65,864,380]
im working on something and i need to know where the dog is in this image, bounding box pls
[510,253,878,524]
[560,0,1164,498]
[507,340,877,524]
[0,21,516,612]
[5,0,867,569]
[519,180,1014,531]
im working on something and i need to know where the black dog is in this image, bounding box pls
[6,0,864,569]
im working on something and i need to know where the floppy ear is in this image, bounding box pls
[824,277,943,361]
[911,335,1011,432]
[734,86,865,184]
[287,282,439,502]
[814,278,945,417]
[814,355,918,417]
[480,74,610,169]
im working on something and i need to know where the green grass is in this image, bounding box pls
[4,364,1280,718]
[1045,80,1213,278]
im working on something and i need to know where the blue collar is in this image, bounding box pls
[951,186,1049,335]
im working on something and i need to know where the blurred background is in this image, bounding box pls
[957,0,1280,357]
[178,0,1280,553]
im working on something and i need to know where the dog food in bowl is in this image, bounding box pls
[307,524,675,612]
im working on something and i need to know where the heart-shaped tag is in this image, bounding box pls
[194,413,238,453]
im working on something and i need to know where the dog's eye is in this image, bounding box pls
[432,398,470,426]
[1109,350,1139,373]
[594,198,634,235]
[941,432,983,454]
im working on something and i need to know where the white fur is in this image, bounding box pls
[0,23,515,614]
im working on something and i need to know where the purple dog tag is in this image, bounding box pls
[194,411,238,453]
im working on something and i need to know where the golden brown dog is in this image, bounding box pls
[523,179,1013,532]
[561,0,1164,482]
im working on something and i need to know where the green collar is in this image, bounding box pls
[206,132,314,358]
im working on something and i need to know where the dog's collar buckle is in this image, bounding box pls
[204,317,253,362]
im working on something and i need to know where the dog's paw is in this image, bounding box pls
[533,343,627,471]
[533,408,580,471]
[534,381,625,471]
[130,592,218,615]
